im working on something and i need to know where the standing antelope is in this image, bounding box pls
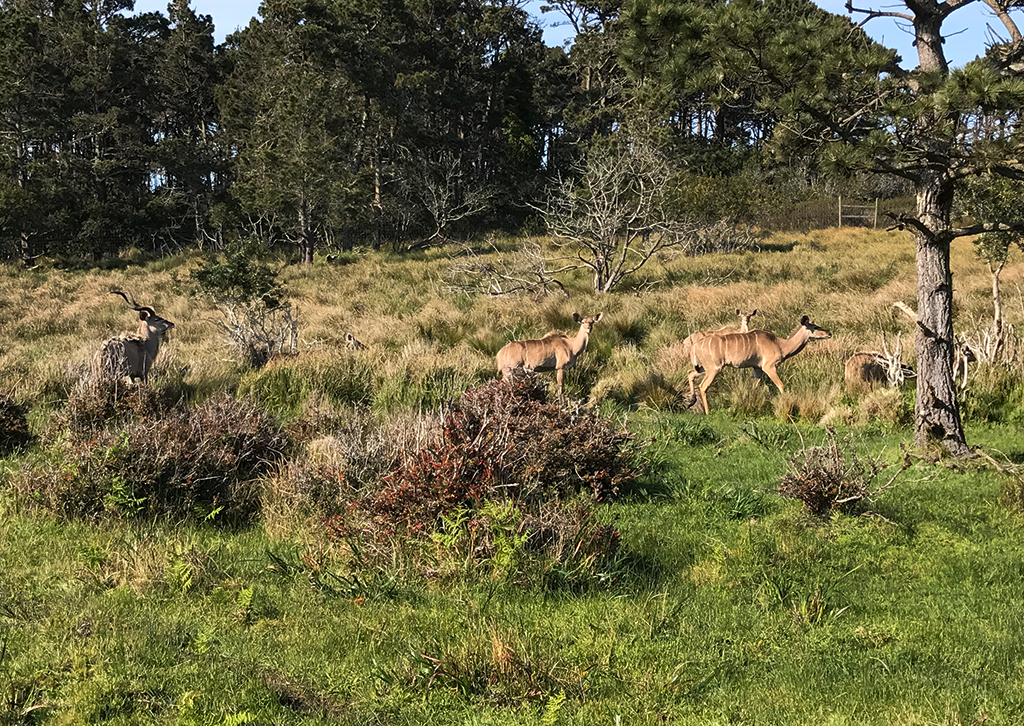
[687,315,831,413]
[496,312,603,396]
[733,309,757,333]
[98,291,175,384]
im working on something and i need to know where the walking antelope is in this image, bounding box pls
[679,308,761,382]
[98,291,175,384]
[496,312,603,396]
[687,315,831,413]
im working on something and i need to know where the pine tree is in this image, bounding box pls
[623,0,1024,456]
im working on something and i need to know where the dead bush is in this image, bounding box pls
[777,428,908,516]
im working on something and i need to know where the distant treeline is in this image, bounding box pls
[0,0,907,263]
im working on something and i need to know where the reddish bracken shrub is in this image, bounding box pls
[350,378,640,537]
[0,395,31,454]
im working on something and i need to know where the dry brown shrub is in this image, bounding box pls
[64,376,174,434]
[16,395,287,522]
[777,428,908,516]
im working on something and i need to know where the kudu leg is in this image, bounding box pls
[762,365,785,393]
[698,367,721,414]
[687,369,701,399]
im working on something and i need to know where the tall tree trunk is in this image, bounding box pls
[913,175,970,456]
[298,198,314,264]
[909,7,970,458]
[372,138,383,252]
[990,258,1005,360]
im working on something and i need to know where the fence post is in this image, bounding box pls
[838,196,842,228]
[874,198,879,228]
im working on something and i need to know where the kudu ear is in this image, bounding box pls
[345,333,354,342]
[573,312,583,323]
[800,315,810,326]
[138,310,149,321]
[593,313,603,323]
[736,309,741,316]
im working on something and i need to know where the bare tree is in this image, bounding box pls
[540,143,693,293]
[443,242,568,297]
[405,151,495,249]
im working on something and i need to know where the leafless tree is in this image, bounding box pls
[405,151,495,249]
[539,143,696,293]
[443,242,568,297]
[209,299,299,369]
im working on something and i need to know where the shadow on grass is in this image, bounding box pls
[756,240,799,253]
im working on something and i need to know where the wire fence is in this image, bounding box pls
[759,196,914,233]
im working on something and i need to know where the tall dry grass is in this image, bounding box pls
[1,227,1021,424]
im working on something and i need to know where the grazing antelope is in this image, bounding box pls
[496,312,603,396]
[846,333,915,394]
[687,315,831,413]
[345,333,367,350]
[845,353,888,394]
[98,291,175,384]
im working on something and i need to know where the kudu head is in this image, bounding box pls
[572,312,603,334]
[736,309,758,331]
[799,315,831,341]
[111,290,174,339]
[345,332,367,350]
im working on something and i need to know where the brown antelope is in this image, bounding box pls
[846,333,915,394]
[345,332,367,350]
[496,312,603,396]
[98,291,175,384]
[845,353,888,394]
[733,309,757,333]
[679,308,761,383]
[687,315,831,413]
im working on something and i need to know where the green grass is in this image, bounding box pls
[3,417,1024,724]
[2,229,1024,723]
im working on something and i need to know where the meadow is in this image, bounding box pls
[1,227,1024,725]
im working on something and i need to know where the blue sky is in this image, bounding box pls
[130,0,1016,69]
